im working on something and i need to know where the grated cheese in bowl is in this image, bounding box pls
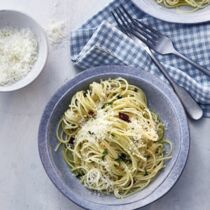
[0,27,38,86]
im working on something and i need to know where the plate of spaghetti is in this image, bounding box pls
[132,0,210,23]
[38,65,189,210]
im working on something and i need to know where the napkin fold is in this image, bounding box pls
[70,0,210,117]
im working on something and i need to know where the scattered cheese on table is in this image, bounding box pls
[0,27,38,86]
[46,21,66,44]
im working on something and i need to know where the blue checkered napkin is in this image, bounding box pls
[70,0,210,117]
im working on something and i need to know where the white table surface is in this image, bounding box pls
[0,1,209,210]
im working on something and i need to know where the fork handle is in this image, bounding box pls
[148,49,203,120]
[173,50,210,77]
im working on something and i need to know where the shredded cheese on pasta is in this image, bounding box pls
[155,0,210,9]
[56,78,172,198]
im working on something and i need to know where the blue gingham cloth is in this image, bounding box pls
[71,0,210,117]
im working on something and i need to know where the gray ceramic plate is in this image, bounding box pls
[38,65,189,210]
[132,0,210,24]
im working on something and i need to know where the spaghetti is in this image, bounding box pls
[155,0,210,9]
[56,78,172,198]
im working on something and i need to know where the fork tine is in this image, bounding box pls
[113,8,147,43]
[133,23,155,42]
[114,8,136,37]
[130,28,154,48]
[118,6,156,44]
[112,8,152,47]
[117,7,152,43]
[114,9,129,34]
[117,7,131,27]
[120,4,135,24]
[111,11,129,36]
[115,8,131,31]
[135,19,162,36]
[120,4,160,39]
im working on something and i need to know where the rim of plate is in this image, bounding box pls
[38,65,190,210]
[132,0,210,24]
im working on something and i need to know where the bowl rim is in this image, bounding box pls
[0,9,48,92]
[38,65,189,210]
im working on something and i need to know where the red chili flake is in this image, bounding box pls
[69,137,75,144]
[88,110,95,116]
[119,112,131,122]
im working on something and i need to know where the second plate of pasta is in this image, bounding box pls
[132,0,210,23]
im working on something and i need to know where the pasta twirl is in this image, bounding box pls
[56,78,172,198]
[155,0,210,9]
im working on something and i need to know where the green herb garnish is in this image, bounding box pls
[102,102,112,109]
[88,131,94,135]
[83,90,88,97]
[102,149,108,160]
[144,170,148,176]
[134,88,138,92]
[76,173,83,178]
[115,153,130,163]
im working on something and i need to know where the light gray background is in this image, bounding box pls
[0,1,209,210]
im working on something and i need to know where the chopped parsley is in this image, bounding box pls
[75,170,85,178]
[116,153,131,163]
[111,133,115,137]
[101,102,112,109]
[134,88,138,92]
[83,90,88,97]
[88,131,94,135]
[102,149,108,160]
[144,170,148,176]
[69,137,75,144]
[76,173,83,178]
[75,99,78,106]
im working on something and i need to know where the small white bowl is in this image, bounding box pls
[0,10,48,92]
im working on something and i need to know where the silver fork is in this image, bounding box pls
[114,5,210,77]
[112,6,203,120]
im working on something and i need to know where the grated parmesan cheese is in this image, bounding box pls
[128,118,144,144]
[76,108,113,143]
[0,27,38,86]
[46,21,66,45]
[127,117,159,145]
[85,168,113,191]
